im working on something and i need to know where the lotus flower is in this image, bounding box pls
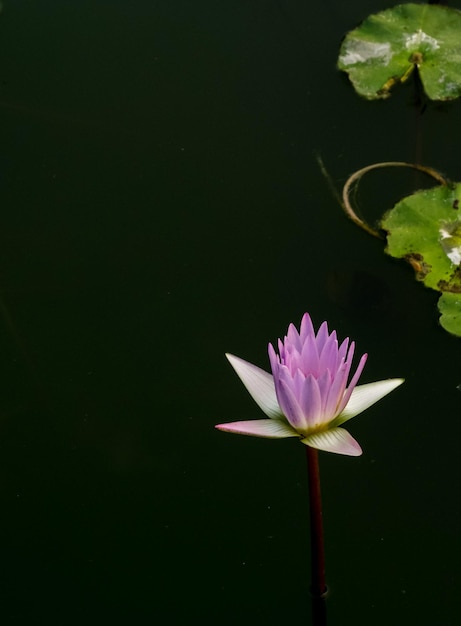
[216,313,403,456]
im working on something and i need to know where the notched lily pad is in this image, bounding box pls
[381,182,461,336]
[381,183,461,291]
[338,3,461,100]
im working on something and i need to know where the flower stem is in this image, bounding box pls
[306,446,328,606]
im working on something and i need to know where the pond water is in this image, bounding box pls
[0,1,460,624]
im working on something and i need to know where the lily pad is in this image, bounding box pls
[338,3,461,100]
[438,291,461,337]
[381,182,461,336]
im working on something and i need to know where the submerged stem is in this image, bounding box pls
[342,161,449,238]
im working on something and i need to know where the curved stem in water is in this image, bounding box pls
[342,161,450,238]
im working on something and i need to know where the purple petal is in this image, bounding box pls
[324,342,357,414]
[286,323,302,352]
[292,368,305,398]
[341,340,356,383]
[215,419,299,438]
[318,331,338,373]
[299,374,323,428]
[277,338,285,361]
[336,352,368,415]
[299,312,315,342]
[315,321,330,353]
[268,343,279,376]
[336,337,349,371]
[316,368,333,415]
[323,362,349,417]
[277,379,306,430]
[300,335,320,376]
[301,428,362,456]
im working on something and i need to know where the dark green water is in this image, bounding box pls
[0,1,459,623]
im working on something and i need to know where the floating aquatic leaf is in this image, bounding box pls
[338,3,461,100]
[381,182,461,336]
[381,184,461,291]
[438,292,461,337]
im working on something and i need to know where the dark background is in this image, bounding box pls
[0,1,459,623]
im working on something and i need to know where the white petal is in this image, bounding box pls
[226,353,283,419]
[215,419,299,438]
[301,428,362,456]
[334,378,404,425]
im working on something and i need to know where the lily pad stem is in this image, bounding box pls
[342,161,449,238]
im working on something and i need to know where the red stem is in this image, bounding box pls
[306,446,327,599]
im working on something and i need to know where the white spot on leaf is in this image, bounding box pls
[340,40,392,66]
[404,29,440,51]
[439,219,461,265]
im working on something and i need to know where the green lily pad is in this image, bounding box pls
[438,291,461,336]
[381,183,461,336]
[381,183,461,291]
[338,3,461,100]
